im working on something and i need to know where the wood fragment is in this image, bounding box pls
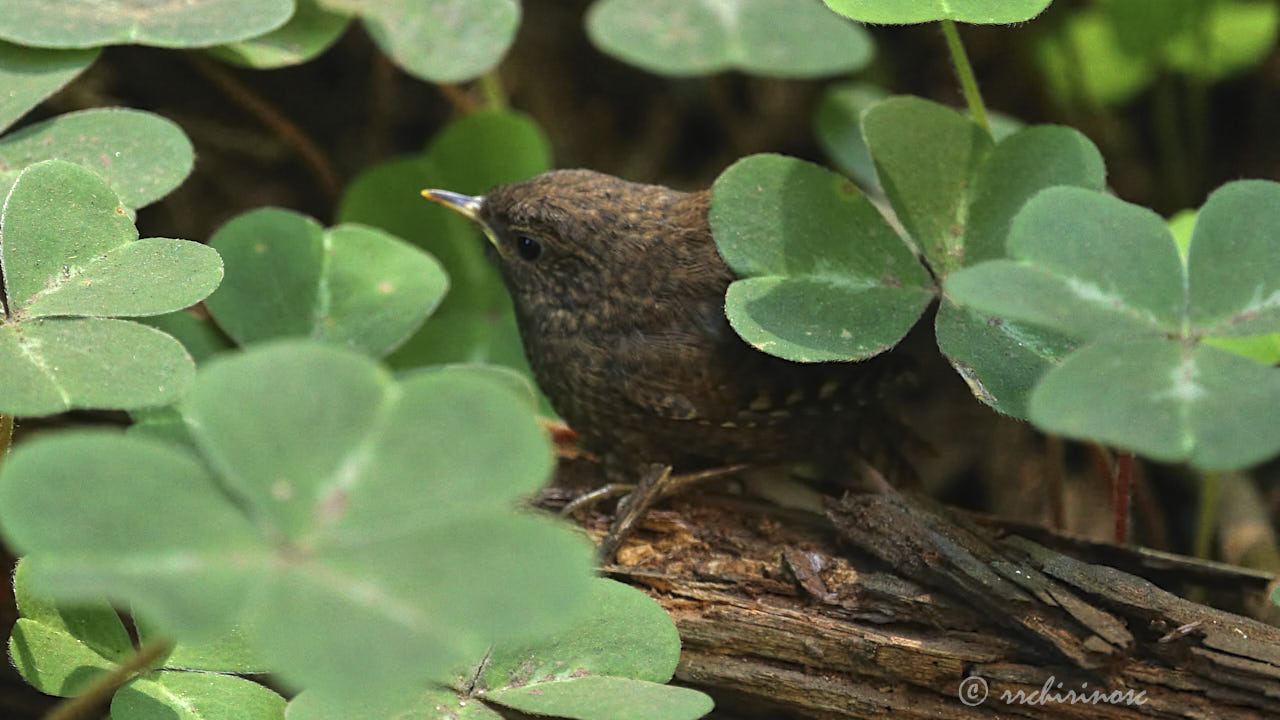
[554,487,1280,719]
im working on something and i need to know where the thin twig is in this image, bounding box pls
[1113,451,1133,545]
[1085,442,1113,490]
[45,637,172,720]
[186,54,343,204]
[1085,443,1130,543]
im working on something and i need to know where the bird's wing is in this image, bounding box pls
[608,326,736,421]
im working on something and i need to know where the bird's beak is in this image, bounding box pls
[420,189,499,248]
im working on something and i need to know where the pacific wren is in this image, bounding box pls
[424,170,903,484]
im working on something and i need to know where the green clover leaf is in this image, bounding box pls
[0,160,222,416]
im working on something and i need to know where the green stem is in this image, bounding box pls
[1194,471,1221,560]
[1055,18,1091,122]
[1153,71,1192,209]
[479,70,507,112]
[940,19,990,133]
[434,82,480,114]
[1184,0,1215,196]
[45,637,172,720]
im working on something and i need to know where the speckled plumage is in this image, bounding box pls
[464,170,900,478]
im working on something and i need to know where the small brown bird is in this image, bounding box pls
[423,170,904,493]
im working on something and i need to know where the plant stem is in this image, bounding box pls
[186,54,343,206]
[435,70,506,115]
[1184,0,1215,198]
[1054,19,1090,125]
[1152,71,1193,209]
[479,69,507,112]
[45,637,172,720]
[940,19,990,133]
[1085,443,1132,545]
[0,414,13,462]
[1194,470,1221,560]
[435,82,481,114]
[1085,442,1113,491]
[1112,451,1133,545]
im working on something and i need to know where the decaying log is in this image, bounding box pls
[559,488,1280,719]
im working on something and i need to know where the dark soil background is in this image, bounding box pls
[5,0,1280,716]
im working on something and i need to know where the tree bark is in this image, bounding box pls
[560,488,1280,719]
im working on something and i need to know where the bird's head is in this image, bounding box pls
[423,169,729,334]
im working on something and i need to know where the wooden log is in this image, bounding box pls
[560,490,1280,719]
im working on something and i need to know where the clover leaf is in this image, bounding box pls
[0,160,222,416]
[205,207,447,358]
[0,0,292,49]
[288,579,713,720]
[862,96,1105,417]
[823,0,1052,25]
[340,110,549,374]
[0,108,193,209]
[0,341,596,698]
[9,559,285,720]
[0,41,98,133]
[208,0,351,69]
[946,182,1280,469]
[710,153,934,362]
[587,0,873,78]
[319,0,519,83]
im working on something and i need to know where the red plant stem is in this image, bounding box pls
[1113,451,1134,545]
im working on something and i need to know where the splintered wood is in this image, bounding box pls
[563,490,1280,720]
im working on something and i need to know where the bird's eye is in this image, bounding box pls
[517,235,542,261]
